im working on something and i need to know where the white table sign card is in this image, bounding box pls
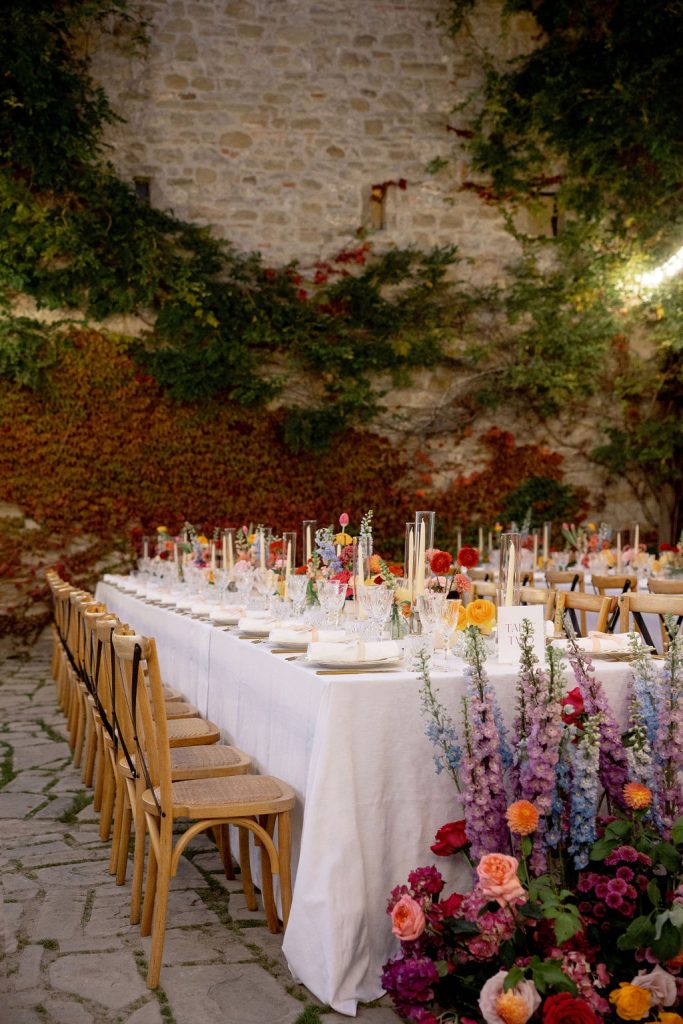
[497,604,546,665]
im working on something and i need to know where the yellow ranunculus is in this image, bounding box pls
[248,534,256,544]
[156,525,168,533]
[466,599,496,634]
[651,558,662,574]
[609,983,651,1020]
[197,535,209,545]
[335,531,352,546]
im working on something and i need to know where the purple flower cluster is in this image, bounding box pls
[567,641,629,807]
[459,630,509,859]
[655,630,683,827]
[516,641,566,873]
[381,955,439,1020]
[577,846,651,926]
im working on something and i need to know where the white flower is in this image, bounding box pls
[632,964,677,1007]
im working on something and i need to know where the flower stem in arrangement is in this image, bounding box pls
[417,649,462,790]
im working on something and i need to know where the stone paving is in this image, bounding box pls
[0,633,401,1024]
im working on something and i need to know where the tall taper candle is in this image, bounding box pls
[306,525,312,562]
[542,522,549,566]
[211,541,216,572]
[478,525,484,554]
[505,542,516,607]
[616,531,622,572]
[407,527,415,603]
[222,532,228,569]
[416,523,426,596]
[260,530,266,569]
[532,531,538,570]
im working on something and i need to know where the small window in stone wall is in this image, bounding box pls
[521,193,563,237]
[362,178,408,233]
[133,177,151,203]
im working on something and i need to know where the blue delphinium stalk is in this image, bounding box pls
[626,635,662,825]
[568,712,602,869]
[655,623,683,829]
[416,648,461,788]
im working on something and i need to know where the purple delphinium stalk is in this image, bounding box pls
[655,624,683,829]
[566,635,629,808]
[516,633,566,874]
[459,627,509,859]
[626,636,662,826]
[568,712,602,869]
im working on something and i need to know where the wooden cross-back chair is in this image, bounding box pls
[649,578,683,595]
[520,586,555,621]
[112,629,295,988]
[108,624,252,930]
[546,571,585,632]
[554,591,617,637]
[591,575,638,631]
[618,593,683,652]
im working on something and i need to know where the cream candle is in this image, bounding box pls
[228,534,234,575]
[616,531,622,571]
[143,538,149,560]
[456,527,462,552]
[222,533,228,569]
[407,527,415,603]
[478,526,484,554]
[416,524,426,596]
[260,530,266,569]
[505,542,516,606]
[542,523,549,566]
[532,532,538,569]
[488,530,493,558]
[211,541,216,572]
[306,525,312,563]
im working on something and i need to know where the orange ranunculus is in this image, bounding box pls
[369,554,381,572]
[466,599,496,633]
[506,800,540,836]
[623,783,652,810]
[609,983,651,1020]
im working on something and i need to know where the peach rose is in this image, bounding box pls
[390,894,426,942]
[477,853,525,906]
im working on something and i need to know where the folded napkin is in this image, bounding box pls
[175,596,193,610]
[269,626,348,645]
[189,600,212,615]
[308,639,400,664]
[554,632,636,654]
[238,616,276,633]
[209,604,244,624]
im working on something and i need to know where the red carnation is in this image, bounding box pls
[430,820,468,856]
[430,550,453,575]
[562,686,585,727]
[457,546,479,569]
[543,993,599,1024]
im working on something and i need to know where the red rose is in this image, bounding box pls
[388,564,403,576]
[294,565,308,575]
[440,892,464,916]
[562,686,585,727]
[543,993,599,1024]
[430,550,453,575]
[457,546,479,569]
[430,820,469,856]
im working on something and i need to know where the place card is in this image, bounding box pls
[497,605,545,665]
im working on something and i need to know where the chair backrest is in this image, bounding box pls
[112,629,171,816]
[617,593,683,651]
[546,571,585,592]
[554,591,616,636]
[470,580,497,600]
[591,574,637,594]
[649,578,683,595]
[520,586,555,620]
[468,568,494,581]
[83,606,116,720]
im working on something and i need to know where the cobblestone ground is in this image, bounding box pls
[0,634,401,1024]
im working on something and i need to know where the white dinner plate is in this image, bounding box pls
[305,657,402,670]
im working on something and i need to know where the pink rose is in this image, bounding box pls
[477,853,525,906]
[390,894,426,942]
[479,970,540,1024]
[632,965,677,1007]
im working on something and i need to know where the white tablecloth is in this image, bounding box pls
[96,582,632,1014]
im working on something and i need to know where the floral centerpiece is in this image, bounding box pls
[426,546,481,600]
[382,623,683,1023]
[659,533,683,578]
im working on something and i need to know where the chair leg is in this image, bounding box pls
[278,812,292,929]
[72,698,86,768]
[81,714,97,788]
[218,825,235,880]
[108,774,125,871]
[93,725,104,811]
[99,756,116,843]
[146,841,171,988]
[130,799,146,925]
[238,826,257,911]
[116,795,132,885]
[140,840,158,938]
[259,814,279,933]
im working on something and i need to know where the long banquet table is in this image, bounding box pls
[96,580,633,1015]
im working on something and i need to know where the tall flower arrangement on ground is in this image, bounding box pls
[385,623,683,1023]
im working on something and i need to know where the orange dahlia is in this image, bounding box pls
[506,800,540,836]
[623,783,653,810]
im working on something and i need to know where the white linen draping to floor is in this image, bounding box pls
[96,581,632,1015]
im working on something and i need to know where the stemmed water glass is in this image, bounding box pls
[234,565,255,608]
[286,574,309,618]
[416,591,446,640]
[363,585,393,639]
[318,579,347,627]
[439,600,462,665]
[254,568,276,609]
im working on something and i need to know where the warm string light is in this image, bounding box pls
[635,242,683,290]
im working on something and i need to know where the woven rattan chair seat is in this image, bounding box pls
[166,718,220,745]
[119,743,251,781]
[142,773,296,818]
[160,700,200,719]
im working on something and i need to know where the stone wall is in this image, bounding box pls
[92,0,536,276]
[85,0,665,535]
